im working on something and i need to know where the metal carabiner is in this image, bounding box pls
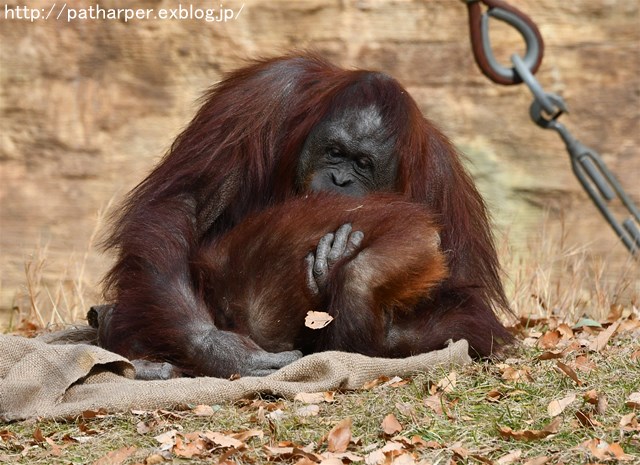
[463,0,544,85]
[530,100,640,256]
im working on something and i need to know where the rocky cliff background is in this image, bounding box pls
[1,0,638,326]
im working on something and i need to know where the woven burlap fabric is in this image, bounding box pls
[0,334,471,421]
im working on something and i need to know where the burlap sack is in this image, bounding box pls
[0,333,471,421]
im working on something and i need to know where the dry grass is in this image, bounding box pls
[500,214,638,323]
[7,202,112,333]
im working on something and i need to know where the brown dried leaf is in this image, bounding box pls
[626,392,640,409]
[381,413,403,436]
[436,372,457,393]
[498,417,561,442]
[554,361,582,385]
[327,418,352,453]
[557,323,574,339]
[294,458,317,465]
[500,365,533,382]
[582,438,634,461]
[193,404,216,416]
[574,355,596,373]
[154,429,177,448]
[295,392,326,404]
[538,330,561,349]
[589,321,620,352]
[81,409,109,419]
[92,446,137,465]
[136,421,151,435]
[424,394,444,415]
[33,428,45,443]
[496,449,522,464]
[305,311,333,329]
[45,437,63,457]
[231,429,264,442]
[144,454,165,465]
[204,431,244,448]
[619,413,639,431]
[174,435,207,459]
[362,376,390,390]
[575,409,600,428]
[538,350,564,361]
[583,389,599,404]
[486,389,504,403]
[547,392,576,417]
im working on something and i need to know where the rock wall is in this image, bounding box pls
[1,0,638,322]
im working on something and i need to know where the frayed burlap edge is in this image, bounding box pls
[0,333,470,421]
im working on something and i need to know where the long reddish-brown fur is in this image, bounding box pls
[197,192,447,356]
[100,53,513,376]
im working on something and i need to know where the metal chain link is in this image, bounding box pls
[463,0,640,257]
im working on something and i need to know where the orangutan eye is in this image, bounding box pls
[328,147,343,159]
[356,157,371,170]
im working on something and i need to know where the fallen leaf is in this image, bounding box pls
[557,323,574,339]
[327,418,352,453]
[619,413,638,431]
[538,350,564,360]
[547,392,576,417]
[154,429,177,450]
[583,389,599,404]
[575,355,596,372]
[498,417,561,442]
[295,458,317,465]
[582,438,634,461]
[173,434,206,459]
[305,311,334,329]
[295,392,326,404]
[501,365,533,382]
[496,449,522,464]
[575,410,600,428]
[204,431,244,448]
[296,405,320,417]
[589,321,619,352]
[538,330,561,349]
[136,421,152,435]
[92,446,137,465]
[45,437,63,457]
[144,454,165,464]
[424,394,444,415]
[381,413,403,436]
[82,409,109,419]
[573,318,602,329]
[384,376,409,388]
[362,376,390,390]
[486,389,504,403]
[626,392,640,409]
[436,372,457,392]
[33,428,45,443]
[193,404,216,416]
[231,429,264,442]
[554,361,582,385]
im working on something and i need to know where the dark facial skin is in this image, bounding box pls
[297,105,398,196]
[297,105,398,295]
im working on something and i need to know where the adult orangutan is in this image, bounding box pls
[96,53,513,379]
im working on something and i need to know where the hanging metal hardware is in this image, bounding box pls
[462,0,640,256]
